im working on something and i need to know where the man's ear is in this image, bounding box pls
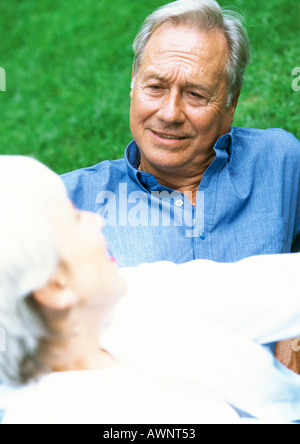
[33,270,78,310]
[130,66,135,98]
[230,89,241,123]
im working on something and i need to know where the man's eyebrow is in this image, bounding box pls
[143,73,166,83]
[143,73,212,94]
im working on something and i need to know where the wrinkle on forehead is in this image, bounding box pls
[141,24,229,83]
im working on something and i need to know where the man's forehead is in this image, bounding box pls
[145,23,228,61]
[139,25,228,86]
[142,24,228,77]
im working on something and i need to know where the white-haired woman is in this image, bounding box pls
[0,156,125,386]
[0,156,239,424]
[1,156,300,424]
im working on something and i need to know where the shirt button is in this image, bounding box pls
[175,199,184,208]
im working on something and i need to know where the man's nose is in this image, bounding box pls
[157,90,185,124]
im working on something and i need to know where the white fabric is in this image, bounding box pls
[0,366,239,424]
[117,254,300,345]
[2,253,300,423]
[102,254,300,421]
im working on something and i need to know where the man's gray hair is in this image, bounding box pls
[132,0,251,106]
[0,156,66,386]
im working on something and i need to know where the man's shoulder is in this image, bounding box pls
[60,158,128,208]
[232,127,300,160]
[61,158,126,186]
[233,126,294,140]
[233,126,300,145]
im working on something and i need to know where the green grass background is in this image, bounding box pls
[0,0,299,174]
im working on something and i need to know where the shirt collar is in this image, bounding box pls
[125,140,160,190]
[215,128,233,152]
[125,128,233,189]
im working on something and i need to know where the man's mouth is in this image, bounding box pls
[151,130,188,140]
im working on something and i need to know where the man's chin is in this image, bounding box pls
[142,153,190,172]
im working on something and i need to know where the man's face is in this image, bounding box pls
[130,24,239,172]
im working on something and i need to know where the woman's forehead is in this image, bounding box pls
[0,156,67,201]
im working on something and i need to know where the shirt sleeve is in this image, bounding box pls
[291,192,300,253]
[289,134,300,253]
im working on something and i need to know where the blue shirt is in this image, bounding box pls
[61,127,300,268]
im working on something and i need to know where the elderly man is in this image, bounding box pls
[62,0,300,266]
[2,156,300,424]
[62,1,300,367]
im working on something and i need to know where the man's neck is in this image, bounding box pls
[139,150,216,204]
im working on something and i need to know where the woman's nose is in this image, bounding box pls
[82,211,104,229]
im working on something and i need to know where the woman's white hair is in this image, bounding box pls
[0,156,67,385]
[132,0,251,106]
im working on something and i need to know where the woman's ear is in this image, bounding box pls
[33,267,78,310]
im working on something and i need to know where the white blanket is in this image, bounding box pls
[1,366,239,424]
[102,254,300,421]
[1,253,300,423]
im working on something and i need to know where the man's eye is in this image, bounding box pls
[188,91,209,104]
[149,84,163,90]
[190,91,202,98]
